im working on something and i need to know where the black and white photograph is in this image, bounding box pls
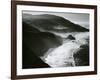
[11,1,97,79]
[22,11,90,69]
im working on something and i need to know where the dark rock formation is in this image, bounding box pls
[22,43,50,69]
[73,45,89,66]
[66,35,75,40]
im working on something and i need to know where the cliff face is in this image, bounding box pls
[22,43,50,69]
[23,14,89,32]
[23,22,62,57]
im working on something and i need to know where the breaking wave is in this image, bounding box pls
[41,32,89,67]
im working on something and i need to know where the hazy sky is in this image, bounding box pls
[23,11,89,29]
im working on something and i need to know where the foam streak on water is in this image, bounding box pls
[41,32,89,68]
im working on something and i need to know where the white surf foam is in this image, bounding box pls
[41,32,89,67]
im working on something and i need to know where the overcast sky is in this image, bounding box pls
[23,11,89,29]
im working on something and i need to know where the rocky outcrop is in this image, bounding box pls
[66,35,75,40]
[73,45,89,66]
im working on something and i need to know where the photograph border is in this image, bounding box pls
[11,1,97,80]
